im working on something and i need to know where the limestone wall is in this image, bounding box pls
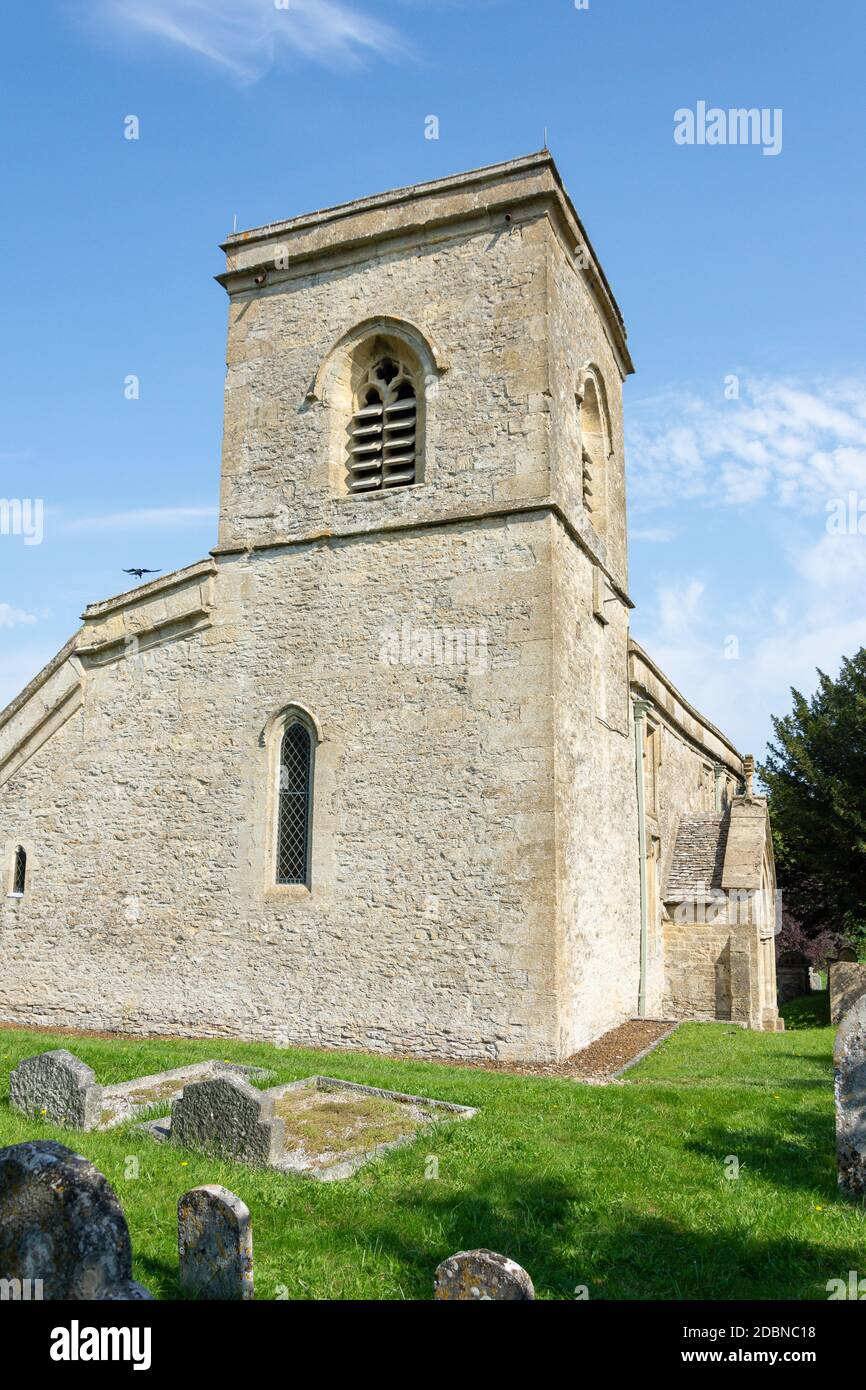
[552,522,640,1052]
[663,919,766,1027]
[0,152,756,1058]
[218,200,553,555]
[629,642,744,1016]
[547,225,629,594]
[663,918,737,1021]
[0,513,570,1061]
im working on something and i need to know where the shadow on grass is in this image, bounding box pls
[133,1253,182,1301]
[304,1173,866,1300]
[683,1110,836,1198]
[781,993,831,1030]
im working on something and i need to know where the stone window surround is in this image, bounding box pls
[576,363,613,540]
[307,315,447,501]
[4,838,32,901]
[262,703,324,902]
[644,717,661,820]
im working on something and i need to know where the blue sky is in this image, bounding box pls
[1,0,864,757]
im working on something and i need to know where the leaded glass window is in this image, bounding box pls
[276,722,313,885]
[12,846,26,896]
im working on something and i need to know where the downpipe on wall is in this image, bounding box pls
[633,699,650,1018]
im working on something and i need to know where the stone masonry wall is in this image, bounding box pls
[552,521,640,1053]
[546,226,629,594]
[218,215,552,554]
[0,513,564,1061]
[0,155,750,1057]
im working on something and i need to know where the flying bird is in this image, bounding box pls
[122,568,161,580]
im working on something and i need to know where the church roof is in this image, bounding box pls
[664,812,729,900]
[664,798,774,903]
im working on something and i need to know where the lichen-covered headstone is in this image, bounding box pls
[830,961,866,1026]
[170,1074,284,1168]
[0,1140,150,1300]
[434,1249,535,1300]
[178,1185,253,1300]
[835,994,866,1196]
[9,1050,104,1130]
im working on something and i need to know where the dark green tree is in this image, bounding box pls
[760,648,866,952]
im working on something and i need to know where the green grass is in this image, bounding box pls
[1,1006,862,1300]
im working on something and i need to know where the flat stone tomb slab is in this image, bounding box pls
[144,1075,476,1181]
[98,1061,274,1130]
[269,1077,477,1180]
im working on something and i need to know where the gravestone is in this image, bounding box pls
[434,1249,535,1300]
[830,961,866,1026]
[178,1185,253,1300]
[0,1140,151,1300]
[170,1074,284,1168]
[835,993,866,1196]
[9,1051,104,1130]
[776,951,808,1005]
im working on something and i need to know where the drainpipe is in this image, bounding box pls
[633,699,650,1018]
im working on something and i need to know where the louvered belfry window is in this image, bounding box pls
[348,355,418,493]
[12,846,26,895]
[276,722,313,885]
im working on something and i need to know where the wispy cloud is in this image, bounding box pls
[632,519,866,758]
[627,377,866,513]
[626,373,866,757]
[89,0,408,81]
[55,506,218,536]
[0,604,38,629]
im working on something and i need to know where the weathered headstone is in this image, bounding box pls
[178,1185,253,1300]
[434,1249,535,1300]
[830,961,866,1026]
[835,994,866,1196]
[170,1074,284,1168]
[9,1050,104,1130]
[0,1140,151,1300]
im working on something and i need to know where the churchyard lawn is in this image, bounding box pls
[0,998,860,1301]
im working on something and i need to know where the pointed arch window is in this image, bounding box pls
[577,368,610,539]
[348,352,419,493]
[276,721,313,885]
[12,846,26,896]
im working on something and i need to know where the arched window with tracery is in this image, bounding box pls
[276,721,314,885]
[348,347,420,493]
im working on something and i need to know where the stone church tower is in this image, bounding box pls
[0,154,779,1058]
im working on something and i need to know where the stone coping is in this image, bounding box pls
[141,1073,477,1182]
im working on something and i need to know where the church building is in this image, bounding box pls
[0,153,780,1059]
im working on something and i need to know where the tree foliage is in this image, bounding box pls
[760,648,866,950]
